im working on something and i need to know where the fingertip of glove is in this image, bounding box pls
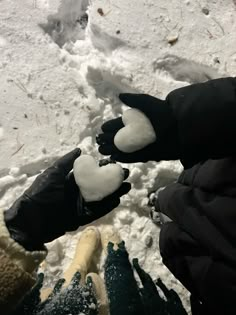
[86,275,93,286]
[72,147,82,158]
[119,93,144,107]
[99,158,116,167]
[96,134,102,145]
[120,182,131,195]
[98,146,106,155]
[101,117,124,133]
[71,271,81,284]
[119,93,131,104]
[52,278,65,294]
[98,144,112,156]
[123,168,129,180]
[132,258,139,268]
[111,153,134,163]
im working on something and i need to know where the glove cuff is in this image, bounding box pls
[0,209,47,273]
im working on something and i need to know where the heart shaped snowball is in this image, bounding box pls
[73,155,125,202]
[114,108,157,153]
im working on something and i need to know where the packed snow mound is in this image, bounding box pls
[40,0,89,47]
[73,155,124,202]
[114,109,156,153]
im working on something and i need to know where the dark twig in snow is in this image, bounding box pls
[13,79,32,98]
[11,144,25,156]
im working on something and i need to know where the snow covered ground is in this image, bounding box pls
[1,0,236,312]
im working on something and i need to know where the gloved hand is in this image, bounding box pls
[11,273,44,315]
[4,149,131,251]
[97,93,180,163]
[156,279,188,315]
[133,259,187,315]
[105,241,145,315]
[37,272,98,315]
[4,148,82,250]
[12,272,98,315]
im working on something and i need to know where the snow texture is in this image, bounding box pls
[114,109,156,153]
[73,155,124,202]
[40,0,89,47]
[1,0,236,313]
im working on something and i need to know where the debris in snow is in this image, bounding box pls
[11,144,25,157]
[97,8,104,16]
[213,57,221,64]
[167,33,179,45]
[145,235,153,248]
[97,8,111,17]
[73,155,125,202]
[42,147,47,154]
[202,7,210,15]
[114,109,156,153]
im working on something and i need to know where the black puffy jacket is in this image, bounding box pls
[157,77,236,314]
[159,158,236,314]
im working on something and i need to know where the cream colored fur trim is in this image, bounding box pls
[0,209,47,273]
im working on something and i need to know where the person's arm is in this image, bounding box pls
[4,149,130,251]
[97,77,236,168]
[157,167,236,314]
[159,221,236,315]
[0,149,82,314]
[167,77,236,167]
[158,178,236,265]
[1,148,130,313]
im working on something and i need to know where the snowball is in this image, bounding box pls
[73,155,124,202]
[114,108,156,153]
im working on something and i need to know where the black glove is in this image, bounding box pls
[133,259,187,315]
[11,273,44,315]
[4,148,82,250]
[98,78,236,167]
[132,258,166,315]
[105,242,145,315]
[97,93,180,163]
[12,272,98,315]
[5,149,131,251]
[37,272,98,315]
[156,279,188,315]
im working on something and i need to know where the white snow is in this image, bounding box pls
[40,0,89,47]
[0,36,8,48]
[114,108,156,153]
[73,155,124,202]
[1,0,236,313]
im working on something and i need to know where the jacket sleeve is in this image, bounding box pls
[166,77,236,168]
[158,181,236,264]
[0,209,47,314]
[159,222,212,298]
[159,222,236,315]
[158,179,236,314]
